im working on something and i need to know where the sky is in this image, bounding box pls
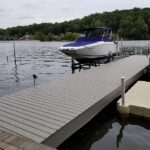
[0,0,150,29]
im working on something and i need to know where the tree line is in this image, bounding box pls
[0,7,150,41]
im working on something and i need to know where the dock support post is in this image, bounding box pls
[13,41,17,66]
[121,77,125,106]
[140,49,142,55]
[71,58,75,73]
[148,42,150,55]
[116,38,119,58]
[120,38,123,58]
[117,77,129,117]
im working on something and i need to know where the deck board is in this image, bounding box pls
[0,56,149,148]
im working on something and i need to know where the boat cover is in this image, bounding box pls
[63,36,112,47]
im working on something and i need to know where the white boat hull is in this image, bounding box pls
[60,41,117,62]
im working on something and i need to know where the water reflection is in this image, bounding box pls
[116,118,126,148]
[59,116,150,150]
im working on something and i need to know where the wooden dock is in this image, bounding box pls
[0,56,149,148]
[0,129,56,150]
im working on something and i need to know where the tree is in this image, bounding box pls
[118,16,136,39]
[1,8,150,40]
[134,16,149,39]
[33,32,46,41]
[0,29,6,40]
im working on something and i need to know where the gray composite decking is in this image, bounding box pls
[0,56,149,148]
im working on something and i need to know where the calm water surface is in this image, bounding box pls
[59,116,150,150]
[0,40,150,150]
[0,40,149,96]
[0,41,71,96]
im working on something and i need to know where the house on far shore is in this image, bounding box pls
[20,34,33,40]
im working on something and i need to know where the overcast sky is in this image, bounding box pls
[0,0,150,29]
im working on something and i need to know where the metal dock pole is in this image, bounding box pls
[120,38,123,58]
[13,41,17,66]
[121,77,125,106]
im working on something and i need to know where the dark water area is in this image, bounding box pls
[58,101,150,150]
[0,40,150,150]
[59,115,150,150]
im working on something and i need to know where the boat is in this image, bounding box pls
[60,26,119,63]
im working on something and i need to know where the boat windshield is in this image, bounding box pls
[84,28,112,39]
[75,27,112,42]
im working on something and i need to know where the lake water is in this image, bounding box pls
[0,41,72,96]
[58,115,150,150]
[0,40,150,150]
[0,40,150,96]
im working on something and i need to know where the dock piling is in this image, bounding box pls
[13,41,17,66]
[121,77,125,106]
[148,42,150,55]
[140,49,143,55]
[120,38,123,58]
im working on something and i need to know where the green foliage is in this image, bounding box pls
[61,32,80,41]
[1,8,150,41]
[118,15,149,39]
[0,29,6,40]
[33,32,46,41]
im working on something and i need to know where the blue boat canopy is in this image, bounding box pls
[63,36,112,47]
[63,26,113,47]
